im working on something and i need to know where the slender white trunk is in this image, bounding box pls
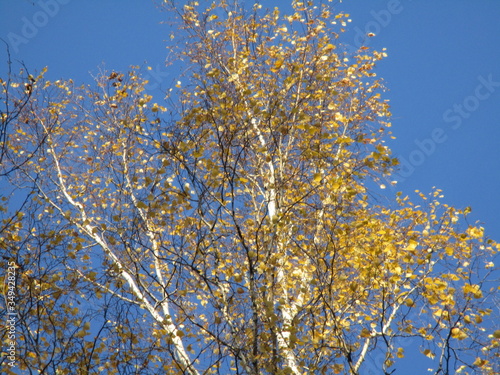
[251,118,301,375]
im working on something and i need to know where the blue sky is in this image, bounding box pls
[1,0,500,373]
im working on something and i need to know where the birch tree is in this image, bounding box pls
[1,1,499,374]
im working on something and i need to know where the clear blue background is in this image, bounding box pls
[1,0,499,373]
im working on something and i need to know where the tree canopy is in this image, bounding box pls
[1,1,499,374]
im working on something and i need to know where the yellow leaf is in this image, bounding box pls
[360,328,371,338]
[467,226,483,239]
[313,173,322,184]
[463,284,482,298]
[472,357,487,367]
[423,349,435,359]
[404,298,414,307]
[136,201,148,209]
[406,239,418,251]
[451,327,467,340]
[396,347,404,358]
[270,59,284,73]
